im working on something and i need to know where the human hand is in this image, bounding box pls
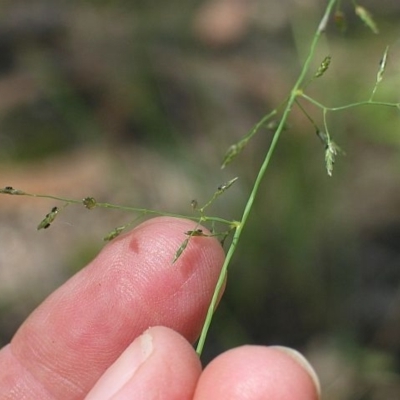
[0,217,320,399]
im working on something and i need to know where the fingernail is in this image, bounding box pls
[85,330,154,400]
[271,346,321,398]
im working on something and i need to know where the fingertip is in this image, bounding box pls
[101,216,226,341]
[85,326,201,400]
[194,345,320,400]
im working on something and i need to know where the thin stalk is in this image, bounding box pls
[300,93,400,111]
[2,190,233,226]
[196,0,338,356]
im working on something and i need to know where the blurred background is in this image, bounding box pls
[1,0,400,398]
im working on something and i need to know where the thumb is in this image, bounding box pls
[85,326,201,400]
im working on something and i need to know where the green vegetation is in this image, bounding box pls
[1,1,400,397]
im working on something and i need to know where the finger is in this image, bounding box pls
[0,217,225,399]
[193,346,320,400]
[85,326,201,400]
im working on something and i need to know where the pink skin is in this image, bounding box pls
[0,217,320,399]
